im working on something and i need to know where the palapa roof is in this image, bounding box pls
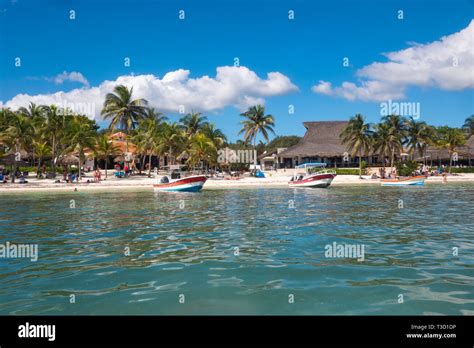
[278,121,349,158]
[422,135,474,159]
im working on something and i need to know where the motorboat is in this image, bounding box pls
[289,163,337,188]
[153,168,207,192]
[380,175,426,186]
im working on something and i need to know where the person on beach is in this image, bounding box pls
[94,168,101,183]
[0,172,7,183]
[19,174,28,184]
[63,166,68,181]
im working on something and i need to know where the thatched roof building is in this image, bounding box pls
[277,121,351,167]
[276,121,474,167]
[279,121,348,158]
[420,135,474,163]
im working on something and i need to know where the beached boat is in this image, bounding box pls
[153,175,207,192]
[380,175,426,186]
[289,163,337,188]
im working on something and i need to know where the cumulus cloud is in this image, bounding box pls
[2,66,297,119]
[52,71,90,87]
[312,20,474,101]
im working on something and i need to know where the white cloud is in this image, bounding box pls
[312,20,474,102]
[2,66,297,118]
[52,71,90,87]
[311,80,333,95]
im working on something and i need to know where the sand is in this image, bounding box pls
[0,170,473,193]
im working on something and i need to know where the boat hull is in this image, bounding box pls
[153,175,207,192]
[289,173,336,188]
[380,176,426,187]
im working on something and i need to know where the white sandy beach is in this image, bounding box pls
[0,170,473,193]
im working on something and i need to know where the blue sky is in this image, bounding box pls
[1,0,473,141]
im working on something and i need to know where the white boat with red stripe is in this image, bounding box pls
[289,163,337,188]
[153,174,207,192]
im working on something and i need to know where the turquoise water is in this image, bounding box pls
[0,184,473,315]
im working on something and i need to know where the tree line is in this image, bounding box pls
[340,113,474,177]
[0,85,279,182]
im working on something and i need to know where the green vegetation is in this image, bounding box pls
[450,167,474,173]
[341,114,473,175]
[335,168,365,175]
[435,127,466,172]
[395,160,419,177]
[340,113,372,178]
[239,105,275,168]
[463,115,474,137]
[0,85,230,180]
[265,136,301,151]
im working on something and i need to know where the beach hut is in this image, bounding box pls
[278,121,369,168]
[421,135,474,166]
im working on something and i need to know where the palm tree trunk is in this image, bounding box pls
[78,156,82,181]
[105,155,108,179]
[148,152,152,177]
[449,151,453,173]
[125,139,129,168]
[253,136,257,169]
[359,150,362,179]
[11,162,16,183]
[52,135,56,174]
[37,158,42,177]
[11,144,20,183]
[390,148,395,176]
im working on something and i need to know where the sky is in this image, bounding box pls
[0,0,473,141]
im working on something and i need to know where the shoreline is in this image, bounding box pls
[1,173,473,193]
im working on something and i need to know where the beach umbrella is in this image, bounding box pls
[0,153,27,166]
[58,154,79,165]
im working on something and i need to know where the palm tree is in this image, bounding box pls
[437,128,466,172]
[239,105,275,169]
[463,115,474,137]
[101,85,148,165]
[32,140,51,176]
[373,122,391,169]
[95,134,121,178]
[202,123,227,148]
[381,114,407,172]
[101,85,149,131]
[18,102,44,120]
[67,116,99,181]
[143,107,167,123]
[156,123,185,166]
[185,133,217,170]
[42,105,66,174]
[134,110,167,176]
[179,112,208,136]
[340,114,372,178]
[0,113,34,182]
[405,118,435,162]
[0,108,12,133]
[0,108,14,156]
